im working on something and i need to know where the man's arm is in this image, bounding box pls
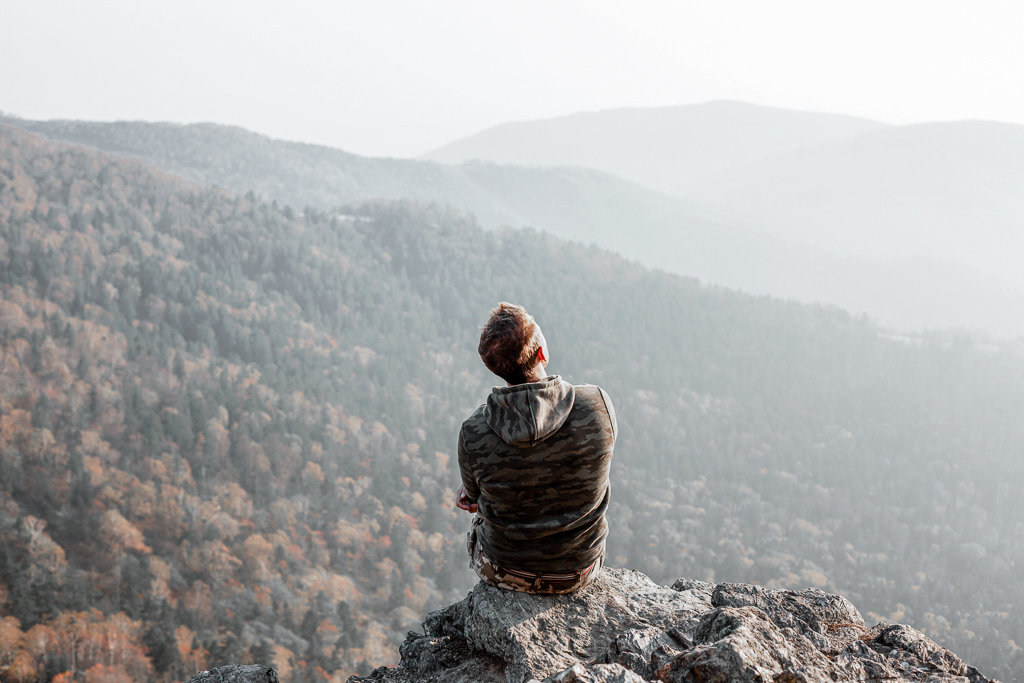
[456,425,479,513]
[599,387,617,442]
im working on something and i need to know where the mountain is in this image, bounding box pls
[0,112,787,279]
[3,114,1022,337]
[421,103,1024,305]
[1,124,1023,681]
[420,101,888,192]
[677,120,1024,291]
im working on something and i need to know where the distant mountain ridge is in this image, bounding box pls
[4,112,1023,337]
[418,102,1024,298]
[421,100,888,192]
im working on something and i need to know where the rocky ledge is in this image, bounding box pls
[187,664,279,683]
[347,568,995,683]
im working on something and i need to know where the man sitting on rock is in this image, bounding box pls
[455,302,617,594]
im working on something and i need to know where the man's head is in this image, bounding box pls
[478,302,549,385]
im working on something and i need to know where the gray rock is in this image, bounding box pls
[346,569,997,683]
[425,568,711,683]
[388,629,506,682]
[710,582,864,654]
[655,606,840,683]
[859,623,991,683]
[670,578,715,603]
[187,664,279,683]
[602,624,693,679]
[532,662,649,683]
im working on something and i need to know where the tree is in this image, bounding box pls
[100,511,151,606]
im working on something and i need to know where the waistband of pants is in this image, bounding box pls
[495,560,597,582]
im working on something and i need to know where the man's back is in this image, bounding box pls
[458,376,617,573]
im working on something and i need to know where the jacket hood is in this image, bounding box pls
[484,375,576,448]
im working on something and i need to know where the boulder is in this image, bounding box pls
[653,606,841,683]
[537,662,649,683]
[347,568,997,683]
[709,582,865,654]
[421,568,711,683]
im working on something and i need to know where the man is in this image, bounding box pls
[456,302,617,594]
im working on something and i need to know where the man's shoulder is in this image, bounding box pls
[570,384,617,438]
[571,383,612,409]
[572,382,604,397]
[460,403,489,435]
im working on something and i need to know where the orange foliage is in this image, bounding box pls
[174,625,207,675]
[100,510,152,555]
[0,616,24,660]
[0,128,462,682]
[82,662,134,683]
[7,649,38,683]
[23,623,56,659]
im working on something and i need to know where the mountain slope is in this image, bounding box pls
[0,113,758,257]
[421,101,887,192]
[1,124,1024,680]
[5,115,1023,336]
[0,116,473,211]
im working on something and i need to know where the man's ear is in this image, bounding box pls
[537,345,547,364]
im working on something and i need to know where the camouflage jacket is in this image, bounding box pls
[458,375,617,572]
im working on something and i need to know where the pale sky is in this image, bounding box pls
[3,0,1024,158]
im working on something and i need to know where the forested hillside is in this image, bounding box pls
[7,115,1024,337]
[1,125,1023,682]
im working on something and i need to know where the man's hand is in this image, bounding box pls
[456,485,478,513]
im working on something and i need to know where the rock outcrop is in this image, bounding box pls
[349,568,995,683]
[187,664,279,683]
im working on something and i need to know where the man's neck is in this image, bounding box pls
[508,368,547,387]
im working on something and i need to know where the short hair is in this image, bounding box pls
[478,302,542,384]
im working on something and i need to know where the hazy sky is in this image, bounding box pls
[3,0,1024,157]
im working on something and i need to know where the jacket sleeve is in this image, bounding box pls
[457,425,480,503]
[598,387,618,442]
